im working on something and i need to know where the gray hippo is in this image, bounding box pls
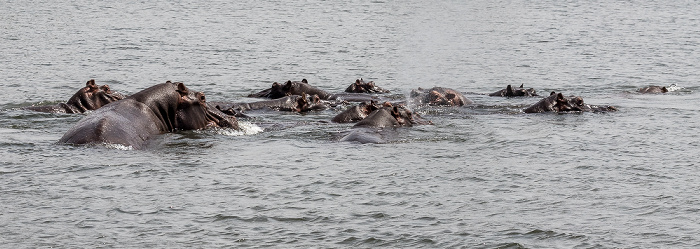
[59,81,238,149]
[212,93,329,115]
[489,84,539,97]
[25,79,125,113]
[637,85,668,94]
[339,104,431,143]
[410,87,472,106]
[331,101,383,123]
[248,79,380,102]
[524,92,617,113]
[345,79,390,93]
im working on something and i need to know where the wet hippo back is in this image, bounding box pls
[59,81,238,149]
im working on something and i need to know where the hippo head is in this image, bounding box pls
[427,89,466,106]
[345,79,390,93]
[65,79,125,112]
[507,84,538,97]
[171,82,239,131]
[264,79,311,99]
[389,104,432,126]
[296,93,329,112]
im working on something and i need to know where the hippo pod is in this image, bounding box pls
[489,84,539,97]
[339,104,431,144]
[637,85,669,94]
[410,87,472,106]
[59,81,239,149]
[248,79,382,103]
[524,92,617,113]
[213,93,329,115]
[345,78,390,93]
[25,79,125,113]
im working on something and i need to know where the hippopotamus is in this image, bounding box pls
[339,104,431,143]
[248,79,380,102]
[410,87,472,106]
[345,79,390,93]
[637,85,669,94]
[59,81,238,149]
[331,101,383,123]
[212,93,329,115]
[524,92,617,113]
[25,79,125,113]
[489,84,539,97]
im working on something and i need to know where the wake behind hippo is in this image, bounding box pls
[59,81,238,149]
[25,79,125,113]
[524,92,617,113]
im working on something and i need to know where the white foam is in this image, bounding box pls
[103,143,134,150]
[214,121,263,136]
[666,83,682,92]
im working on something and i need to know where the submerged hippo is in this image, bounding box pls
[637,85,668,94]
[524,92,617,113]
[339,104,431,143]
[248,79,380,102]
[410,87,472,106]
[331,101,383,123]
[25,79,125,113]
[489,84,539,97]
[213,93,329,115]
[345,79,390,93]
[59,81,238,149]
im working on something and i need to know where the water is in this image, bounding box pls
[2,0,700,248]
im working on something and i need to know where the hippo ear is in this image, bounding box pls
[176,82,188,96]
[166,80,172,84]
[550,91,556,96]
[506,85,514,96]
[662,87,668,92]
[86,79,98,91]
[556,93,566,101]
[356,79,361,84]
[519,84,524,88]
[302,79,308,84]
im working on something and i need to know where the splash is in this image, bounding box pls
[666,83,681,92]
[214,121,263,136]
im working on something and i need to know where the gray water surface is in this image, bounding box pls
[2,1,700,248]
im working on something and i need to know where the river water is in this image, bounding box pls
[2,0,700,248]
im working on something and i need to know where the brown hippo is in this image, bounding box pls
[637,85,668,94]
[410,87,472,106]
[248,79,380,102]
[212,93,329,115]
[524,92,617,113]
[345,79,390,93]
[331,101,383,123]
[339,104,431,143]
[489,84,539,97]
[59,81,238,149]
[25,79,125,113]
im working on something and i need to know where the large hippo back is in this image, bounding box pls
[59,81,238,149]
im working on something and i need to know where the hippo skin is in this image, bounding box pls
[59,81,238,149]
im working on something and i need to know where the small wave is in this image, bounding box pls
[103,143,134,151]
